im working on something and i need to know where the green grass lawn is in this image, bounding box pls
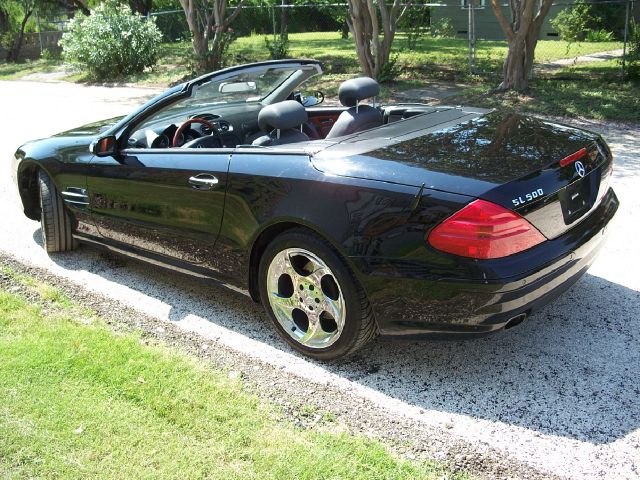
[0,32,624,84]
[448,59,640,122]
[0,58,61,80]
[0,272,464,480]
[0,32,633,122]
[233,32,622,71]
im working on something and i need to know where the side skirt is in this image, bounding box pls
[73,234,252,298]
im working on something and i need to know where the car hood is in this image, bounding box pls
[16,116,125,164]
[311,109,599,198]
[53,116,125,137]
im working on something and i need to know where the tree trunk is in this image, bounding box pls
[499,35,538,91]
[346,0,408,80]
[491,0,553,92]
[0,7,9,34]
[7,10,33,63]
[280,0,289,41]
[179,0,245,72]
[179,0,207,59]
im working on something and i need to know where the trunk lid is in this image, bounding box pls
[311,109,613,239]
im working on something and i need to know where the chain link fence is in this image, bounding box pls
[146,1,632,80]
[10,0,635,82]
[466,0,633,79]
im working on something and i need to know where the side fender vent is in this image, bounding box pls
[61,187,89,208]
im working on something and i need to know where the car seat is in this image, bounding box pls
[252,100,310,146]
[325,77,383,139]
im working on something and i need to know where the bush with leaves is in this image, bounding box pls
[60,0,162,79]
[399,6,430,50]
[430,17,455,38]
[377,53,403,83]
[585,29,614,42]
[551,1,596,42]
[627,22,640,79]
[264,36,289,59]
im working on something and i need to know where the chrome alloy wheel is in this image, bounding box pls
[266,248,346,349]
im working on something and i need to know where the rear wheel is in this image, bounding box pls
[38,170,75,253]
[258,229,377,360]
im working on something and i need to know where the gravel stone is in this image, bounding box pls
[1,80,639,479]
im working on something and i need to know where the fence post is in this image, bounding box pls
[35,9,44,56]
[621,0,631,80]
[468,0,477,74]
[271,4,277,46]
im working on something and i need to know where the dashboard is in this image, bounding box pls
[127,112,238,149]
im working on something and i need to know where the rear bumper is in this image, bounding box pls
[357,187,619,337]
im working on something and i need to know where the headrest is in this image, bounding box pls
[338,77,380,107]
[258,100,308,132]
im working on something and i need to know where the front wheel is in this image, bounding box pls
[258,229,377,360]
[38,170,75,253]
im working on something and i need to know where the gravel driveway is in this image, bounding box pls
[1,80,638,479]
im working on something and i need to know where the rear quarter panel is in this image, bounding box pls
[215,150,473,294]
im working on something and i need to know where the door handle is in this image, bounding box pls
[189,174,219,190]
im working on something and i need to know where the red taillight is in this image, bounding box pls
[427,199,546,259]
[559,147,587,167]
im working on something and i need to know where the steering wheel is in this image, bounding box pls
[172,118,221,147]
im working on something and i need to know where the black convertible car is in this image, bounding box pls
[13,59,618,359]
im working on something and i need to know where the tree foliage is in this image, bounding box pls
[2,0,90,61]
[60,0,162,79]
[128,0,153,16]
[398,5,429,50]
[3,0,37,62]
[627,21,640,79]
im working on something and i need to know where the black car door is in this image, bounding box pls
[86,148,230,270]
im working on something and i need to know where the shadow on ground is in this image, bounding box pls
[41,230,639,446]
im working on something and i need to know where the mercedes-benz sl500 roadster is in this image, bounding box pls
[13,59,619,359]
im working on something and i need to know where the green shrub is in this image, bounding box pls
[585,29,614,42]
[40,48,61,61]
[60,0,162,79]
[154,11,190,42]
[430,17,455,38]
[377,53,403,83]
[551,1,595,42]
[399,6,431,50]
[1,32,17,52]
[626,22,640,79]
[264,36,289,59]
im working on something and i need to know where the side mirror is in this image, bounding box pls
[91,135,117,157]
[302,90,325,107]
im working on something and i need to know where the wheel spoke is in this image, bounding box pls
[300,312,330,345]
[323,297,345,330]
[279,252,301,283]
[307,265,331,289]
[266,247,347,349]
[270,292,296,318]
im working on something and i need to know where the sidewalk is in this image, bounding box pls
[536,48,624,70]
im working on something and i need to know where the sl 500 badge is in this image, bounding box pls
[512,188,544,207]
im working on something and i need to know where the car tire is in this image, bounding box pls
[38,170,75,253]
[258,229,377,360]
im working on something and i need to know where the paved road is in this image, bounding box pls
[1,80,639,479]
